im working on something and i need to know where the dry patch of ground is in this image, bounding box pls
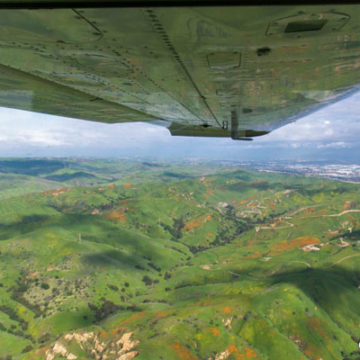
[42,188,70,197]
[210,345,259,360]
[201,265,212,270]
[183,215,212,232]
[106,209,127,223]
[171,342,198,360]
[270,236,320,255]
[45,331,139,360]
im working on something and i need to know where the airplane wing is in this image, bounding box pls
[0,3,359,139]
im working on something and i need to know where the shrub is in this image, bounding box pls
[21,345,33,353]
[108,284,119,291]
[142,275,152,286]
[40,283,50,290]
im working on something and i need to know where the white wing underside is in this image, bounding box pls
[0,4,359,139]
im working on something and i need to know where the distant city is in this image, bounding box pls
[246,161,360,183]
[172,159,360,183]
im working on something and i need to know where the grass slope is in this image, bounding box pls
[0,160,359,360]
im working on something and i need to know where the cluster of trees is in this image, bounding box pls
[88,298,141,322]
[0,305,34,344]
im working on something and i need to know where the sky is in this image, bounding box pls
[0,91,360,162]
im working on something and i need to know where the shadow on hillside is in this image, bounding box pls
[262,266,360,334]
[0,212,171,273]
[82,250,149,271]
[45,171,97,182]
[0,159,65,176]
[271,266,359,297]
[0,214,51,239]
[234,266,360,315]
[177,265,360,313]
[331,229,360,243]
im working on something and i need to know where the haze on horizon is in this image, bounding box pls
[0,90,360,163]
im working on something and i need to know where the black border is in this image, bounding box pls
[0,0,360,9]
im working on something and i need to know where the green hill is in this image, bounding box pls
[0,159,359,360]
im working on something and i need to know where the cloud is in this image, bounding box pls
[316,141,350,149]
[257,91,360,145]
[0,107,170,149]
[0,90,359,162]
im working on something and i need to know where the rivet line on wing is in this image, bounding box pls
[72,9,104,39]
[145,9,221,127]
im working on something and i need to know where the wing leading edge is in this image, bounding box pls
[0,5,359,139]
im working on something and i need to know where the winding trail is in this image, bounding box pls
[288,204,323,217]
[329,253,360,267]
[322,209,360,217]
[289,260,312,268]
[299,209,360,219]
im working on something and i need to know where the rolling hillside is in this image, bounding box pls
[0,159,359,360]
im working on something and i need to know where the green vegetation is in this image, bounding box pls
[0,159,359,360]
